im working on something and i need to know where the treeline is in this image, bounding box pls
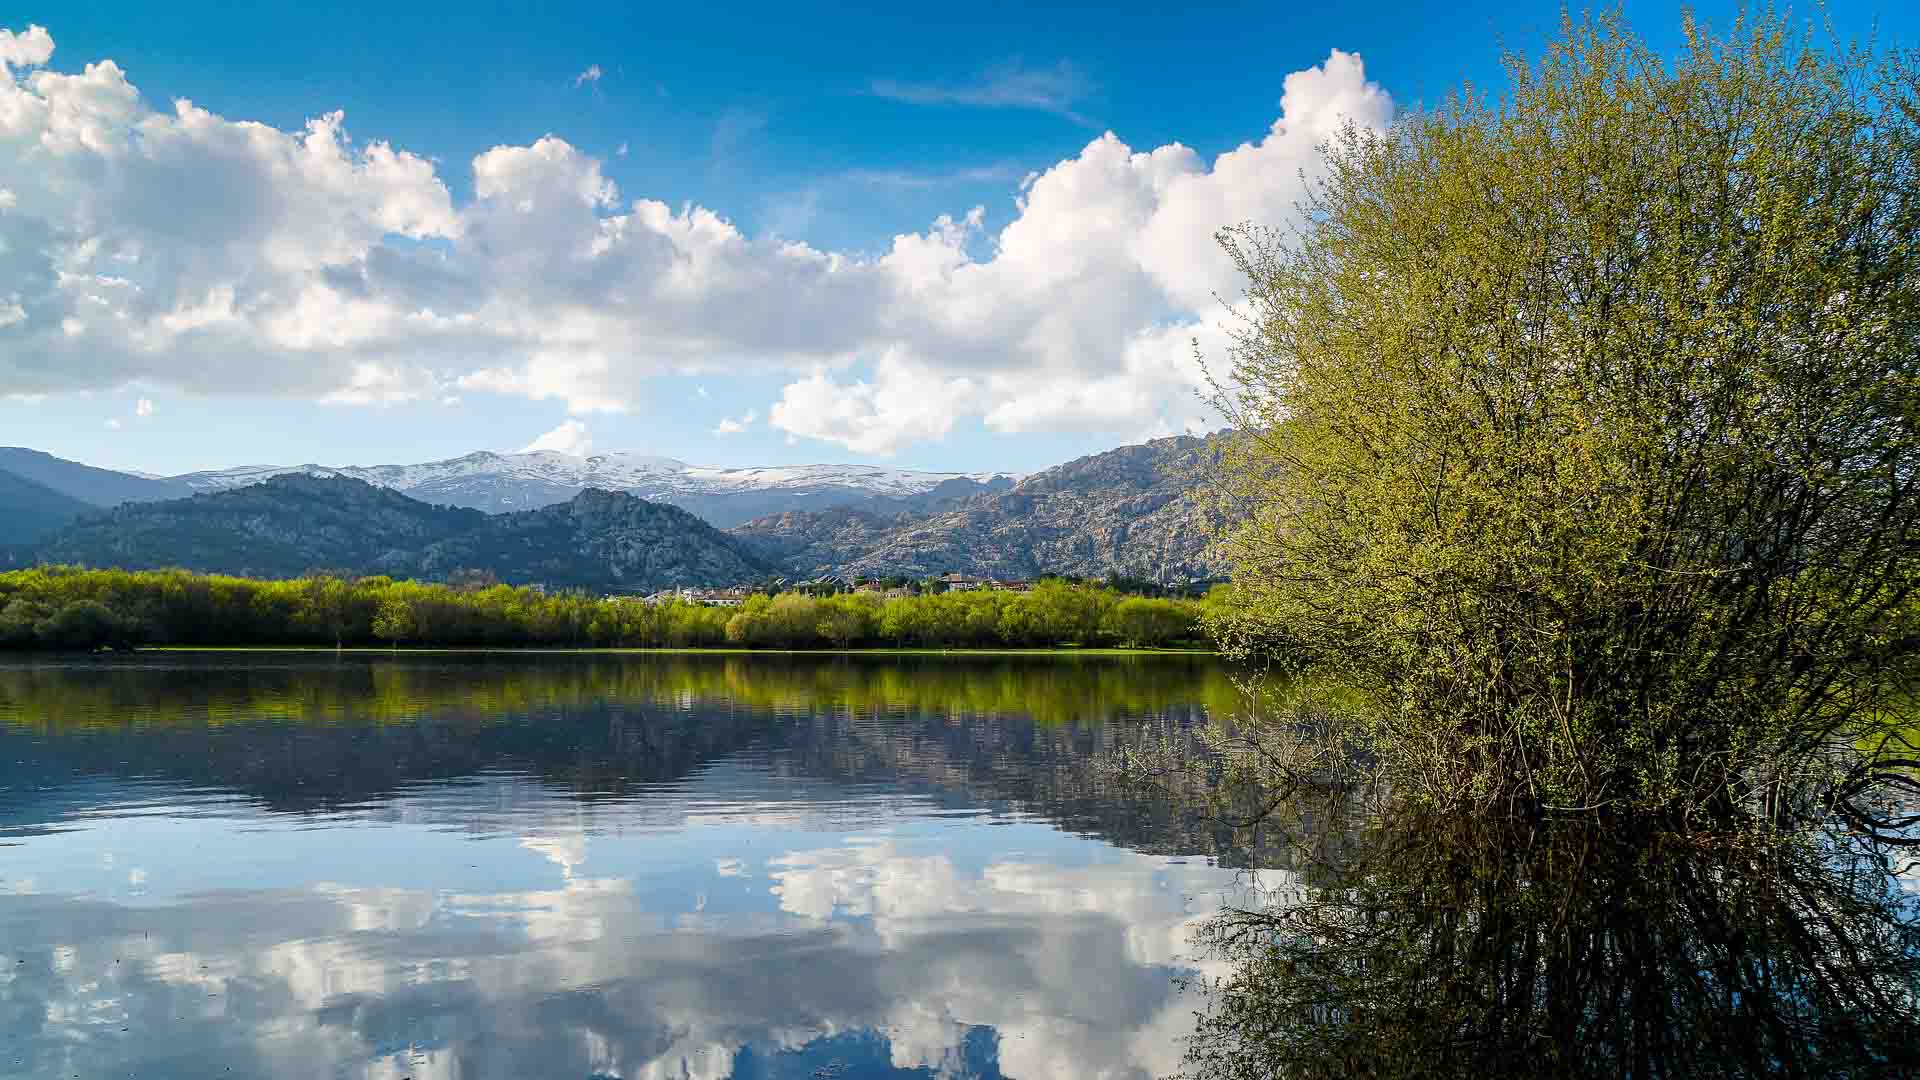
[0,567,1212,650]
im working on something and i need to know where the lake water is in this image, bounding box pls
[0,653,1256,1080]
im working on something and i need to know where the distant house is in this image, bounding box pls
[990,579,1034,594]
[695,586,753,607]
[940,572,985,591]
[644,585,752,607]
[852,578,885,594]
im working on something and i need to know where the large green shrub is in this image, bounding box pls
[1213,11,1920,823]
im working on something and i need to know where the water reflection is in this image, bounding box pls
[0,651,1238,731]
[0,653,1250,1079]
[1184,806,1920,1079]
[12,655,1906,1077]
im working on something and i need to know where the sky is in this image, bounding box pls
[1,1,1914,477]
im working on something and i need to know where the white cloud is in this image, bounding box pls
[318,360,443,406]
[713,409,756,435]
[693,385,709,399]
[615,140,628,157]
[1135,49,1390,310]
[103,417,120,430]
[6,826,1255,1080]
[769,354,976,456]
[135,396,152,416]
[0,26,1392,454]
[871,59,1095,123]
[573,64,602,88]
[0,24,52,70]
[519,418,592,456]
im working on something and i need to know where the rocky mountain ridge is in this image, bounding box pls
[30,475,489,580]
[26,475,767,592]
[168,450,1022,526]
[0,447,191,506]
[732,434,1229,583]
[11,434,1232,587]
[406,488,768,592]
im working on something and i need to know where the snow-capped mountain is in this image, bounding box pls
[168,450,1022,526]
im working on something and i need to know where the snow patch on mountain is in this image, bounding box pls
[169,450,1025,524]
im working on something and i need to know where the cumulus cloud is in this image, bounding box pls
[713,409,756,435]
[135,396,152,416]
[0,24,52,69]
[769,354,976,456]
[0,27,1392,454]
[520,418,592,456]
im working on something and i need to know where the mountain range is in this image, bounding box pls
[0,469,96,548]
[2,435,1229,590]
[169,451,1021,526]
[0,447,190,506]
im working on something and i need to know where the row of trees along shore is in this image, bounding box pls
[0,566,1211,650]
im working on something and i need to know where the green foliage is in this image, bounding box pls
[1212,11,1920,822]
[1103,597,1199,648]
[0,567,1206,651]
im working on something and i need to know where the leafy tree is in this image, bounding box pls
[1025,580,1114,645]
[35,599,137,651]
[995,599,1048,647]
[371,593,416,648]
[1211,11,1920,825]
[877,597,922,646]
[1103,597,1197,648]
[296,574,359,648]
[815,599,871,648]
[0,598,48,647]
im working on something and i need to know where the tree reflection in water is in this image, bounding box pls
[1183,805,1919,1079]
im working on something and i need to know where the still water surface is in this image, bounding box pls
[0,653,1250,1079]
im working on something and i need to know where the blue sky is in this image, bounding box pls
[1,1,1914,476]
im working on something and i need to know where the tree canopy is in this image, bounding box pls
[1210,10,1920,827]
[0,567,1205,652]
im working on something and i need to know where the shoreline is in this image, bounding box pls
[94,645,1220,658]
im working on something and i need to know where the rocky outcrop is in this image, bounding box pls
[402,488,768,592]
[732,434,1230,583]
